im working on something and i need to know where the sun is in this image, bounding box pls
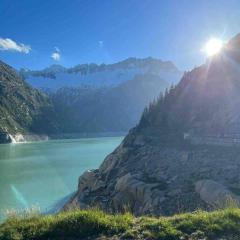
[203,38,223,57]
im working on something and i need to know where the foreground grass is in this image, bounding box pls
[1,208,240,240]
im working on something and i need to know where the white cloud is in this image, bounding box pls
[0,37,31,53]
[51,52,61,61]
[51,47,61,61]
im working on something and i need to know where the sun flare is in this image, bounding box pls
[203,38,223,57]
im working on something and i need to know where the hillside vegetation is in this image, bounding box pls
[0,60,58,136]
[0,208,240,239]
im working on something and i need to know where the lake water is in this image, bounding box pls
[0,137,123,220]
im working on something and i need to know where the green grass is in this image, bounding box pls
[1,208,240,239]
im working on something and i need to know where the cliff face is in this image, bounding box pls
[0,60,58,143]
[64,34,240,215]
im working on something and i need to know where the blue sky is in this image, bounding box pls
[1,0,240,70]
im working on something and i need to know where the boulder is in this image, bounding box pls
[195,180,240,208]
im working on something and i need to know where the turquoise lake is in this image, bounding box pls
[0,137,123,220]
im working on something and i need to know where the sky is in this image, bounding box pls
[1,0,240,71]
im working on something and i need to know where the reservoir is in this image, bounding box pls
[0,136,123,220]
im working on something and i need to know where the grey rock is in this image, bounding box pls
[195,180,240,208]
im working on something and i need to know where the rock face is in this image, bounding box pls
[64,34,240,215]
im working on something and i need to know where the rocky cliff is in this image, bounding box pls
[64,33,240,215]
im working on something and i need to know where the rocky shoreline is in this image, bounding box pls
[64,131,240,216]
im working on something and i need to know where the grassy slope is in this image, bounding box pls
[0,208,240,240]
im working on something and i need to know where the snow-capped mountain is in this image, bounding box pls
[20,57,182,91]
[18,57,183,134]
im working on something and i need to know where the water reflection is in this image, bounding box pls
[0,137,123,220]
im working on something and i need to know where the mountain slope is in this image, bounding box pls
[51,74,169,133]
[0,60,57,143]
[65,33,240,215]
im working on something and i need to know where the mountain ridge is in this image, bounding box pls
[20,57,182,91]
